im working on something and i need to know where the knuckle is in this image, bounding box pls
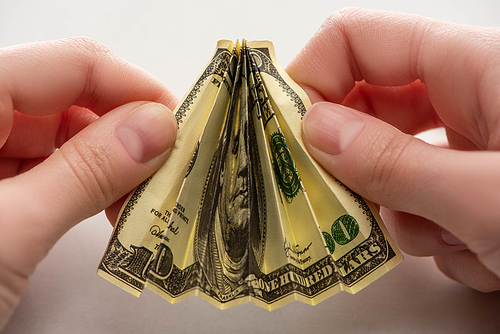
[337,6,364,19]
[435,252,500,293]
[63,37,125,107]
[67,36,123,68]
[321,7,359,41]
[61,139,117,208]
[328,7,363,24]
[66,36,111,58]
[362,132,416,204]
[331,7,374,33]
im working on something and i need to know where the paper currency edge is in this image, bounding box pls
[97,39,403,308]
[251,40,403,293]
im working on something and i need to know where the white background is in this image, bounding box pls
[2,0,500,333]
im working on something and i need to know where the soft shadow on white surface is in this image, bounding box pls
[4,213,500,333]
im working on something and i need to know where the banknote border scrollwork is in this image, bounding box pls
[112,176,153,243]
[146,254,340,306]
[175,49,232,125]
[334,178,397,286]
[98,176,153,290]
[250,48,307,117]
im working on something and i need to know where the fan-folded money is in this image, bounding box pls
[98,40,402,310]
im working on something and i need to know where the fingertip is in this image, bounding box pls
[302,102,365,156]
[4,101,178,245]
[381,208,468,257]
[435,251,500,293]
[115,102,177,163]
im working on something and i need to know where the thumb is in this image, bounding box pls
[302,102,500,274]
[0,101,177,273]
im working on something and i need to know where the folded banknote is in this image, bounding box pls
[97,39,402,310]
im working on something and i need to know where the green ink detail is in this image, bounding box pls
[331,214,359,245]
[269,132,300,202]
[322,231,335,254]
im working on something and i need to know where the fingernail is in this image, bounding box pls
[116,103,177,163]
[302,102,365,155]
[441,228,465,246]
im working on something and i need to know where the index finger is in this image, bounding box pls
[287,8,500,147]
[287,8,426,102]
[0,37,178,117]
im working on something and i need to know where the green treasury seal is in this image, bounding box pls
[269,132,301,202]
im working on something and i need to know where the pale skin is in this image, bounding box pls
[288,7,500,293]
[0,37,178,330]
[1,7,500,330]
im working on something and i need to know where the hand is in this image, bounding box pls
[0,37,178,329]
[287,8,500,292]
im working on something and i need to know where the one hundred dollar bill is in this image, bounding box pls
[97,40,402,310]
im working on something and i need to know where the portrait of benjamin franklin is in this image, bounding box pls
[194,98,266,297]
